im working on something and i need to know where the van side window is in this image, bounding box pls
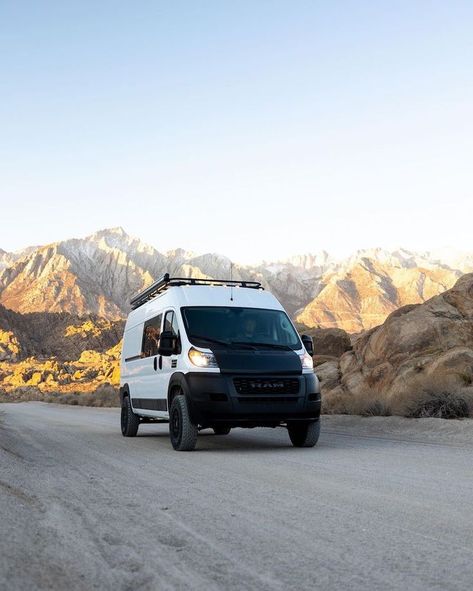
[164,310,181,354]
[141,314,162,357]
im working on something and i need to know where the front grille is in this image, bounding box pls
[237,396,299,404]
[233,377,300,395]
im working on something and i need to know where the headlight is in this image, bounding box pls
[188,347,219,368]
[300,352,314,370]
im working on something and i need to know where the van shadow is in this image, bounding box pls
[136,426,315,453]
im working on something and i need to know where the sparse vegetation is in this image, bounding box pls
[361,400,392,417]
[390,375,473,419]
[0,384,119,407]
[322,374,473,419]
[322,386,392,416]
[407,391,470,419]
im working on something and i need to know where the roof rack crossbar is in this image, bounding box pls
[130,274,263,309]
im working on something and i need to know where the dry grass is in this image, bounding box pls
[389,375,473,419]
[322,374,473,419]
[0,384,120,407]
[360,399,392,417]
[322,386,391,416]
[407,392,470,419]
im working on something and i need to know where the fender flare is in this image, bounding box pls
[167,372,190,406]
[167,373,198,420]
[119,384,130,406]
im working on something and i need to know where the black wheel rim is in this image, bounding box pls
[171,407,180,440]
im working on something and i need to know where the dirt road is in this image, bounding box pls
[1,403,472,590]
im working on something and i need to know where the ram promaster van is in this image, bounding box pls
[119,274,321,451]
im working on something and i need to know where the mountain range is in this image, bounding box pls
[1,227,472,333]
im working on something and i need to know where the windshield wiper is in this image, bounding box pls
[231,341,292,351]
[188,334,231,347]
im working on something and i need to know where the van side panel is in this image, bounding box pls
[120,324,143,386]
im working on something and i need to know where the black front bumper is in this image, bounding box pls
[184,372,321,428]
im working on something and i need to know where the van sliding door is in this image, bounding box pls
[131,313,166,416]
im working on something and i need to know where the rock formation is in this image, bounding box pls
[319,273,473,416]
[0,305,123,393]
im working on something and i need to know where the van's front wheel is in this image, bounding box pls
[287,420,320,447]
[169,394,198,451]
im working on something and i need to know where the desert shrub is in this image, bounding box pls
[405,391,470,419]
[49,384,120,407]
[391,375,473,419]
[0,386,45,403]
[322,386,391,416]
[361,400,392,417]
[79,384,120,407]
[321,389,348,414]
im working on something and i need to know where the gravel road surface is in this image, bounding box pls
[1,402,472,591]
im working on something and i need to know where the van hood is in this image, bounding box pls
[211,347,302,375]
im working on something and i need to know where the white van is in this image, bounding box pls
[119,274,321,451]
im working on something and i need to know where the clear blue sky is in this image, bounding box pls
[1,1,472,262]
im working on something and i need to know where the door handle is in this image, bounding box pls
[159,356,163,370]
[153,357,157,371]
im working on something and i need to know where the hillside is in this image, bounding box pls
[297,255,461,332]
[1,228,471,331]
[0,305,123,393]
[318,272,473,417]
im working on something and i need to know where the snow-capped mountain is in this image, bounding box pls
[0,245,37,272]
[0,227,472,332]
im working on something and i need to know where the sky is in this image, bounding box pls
[1,1,472,263]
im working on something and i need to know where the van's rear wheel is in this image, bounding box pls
[287,420,320,447]
[213,426,231,435]
[121,396,140,437]
[169,394,198,451]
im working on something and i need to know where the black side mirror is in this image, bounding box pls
[158,330,175,356]
[301,334,314,356]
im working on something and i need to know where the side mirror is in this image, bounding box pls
[301,334,314,356]
[158,330,175,356]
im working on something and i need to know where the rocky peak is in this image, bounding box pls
[0,228,472,329]
[283,251,333,271]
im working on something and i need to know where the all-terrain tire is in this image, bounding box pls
[121,395,140,437]
[169,394,198,451]
[213,426,231,435]
[287,420,320,448]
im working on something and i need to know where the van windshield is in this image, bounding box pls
[181,307,302,350]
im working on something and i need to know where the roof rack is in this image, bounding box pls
[130,273,264,310]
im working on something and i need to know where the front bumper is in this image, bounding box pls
[184,372,321,428]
